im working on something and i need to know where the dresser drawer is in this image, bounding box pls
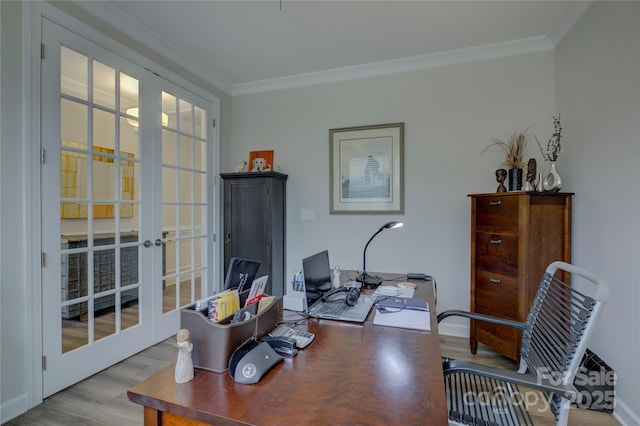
[475,196,519,229]
[475,233,518,277]
[474,270,518,319]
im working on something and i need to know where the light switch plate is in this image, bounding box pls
[300,209,315,220]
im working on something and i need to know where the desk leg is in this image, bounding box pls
[143,406,211,426]
[144,406,160,426]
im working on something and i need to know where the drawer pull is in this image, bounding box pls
[489,200,502,206]
[489,278,502,284]
[490,238,502,244]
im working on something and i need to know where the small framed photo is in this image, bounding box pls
[248,150,274,172]
[330,123,404,214]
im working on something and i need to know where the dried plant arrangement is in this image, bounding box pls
[482,127,530,169]
[537,114,563,162]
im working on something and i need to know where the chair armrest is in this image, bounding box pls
[436,309,526,331]
[443,359,577,400]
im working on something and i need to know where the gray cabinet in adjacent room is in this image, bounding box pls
[221,172,287,297]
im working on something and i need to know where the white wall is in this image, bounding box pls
[1,0,28,417]
[231,51,556,336]
[557,2,640,424]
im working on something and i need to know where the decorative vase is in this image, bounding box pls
[535,172,544,192]
[508,168,522,191]
[543,161,562,192]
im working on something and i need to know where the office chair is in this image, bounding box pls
[437,261,610,426]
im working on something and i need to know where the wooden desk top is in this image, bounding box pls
[128,277,447,425]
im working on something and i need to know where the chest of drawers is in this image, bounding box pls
[469,192,572,361]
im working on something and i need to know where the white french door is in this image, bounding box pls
[40,18,215,397]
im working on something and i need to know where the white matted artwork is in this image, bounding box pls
[330,123,404,214]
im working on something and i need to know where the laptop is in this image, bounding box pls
[301,250,374,323]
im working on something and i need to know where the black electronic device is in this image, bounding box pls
[301,250,333,305]
[322,281,362,306]
[228,338,283,384]
[224,258,261,292]
[261,335,298,357]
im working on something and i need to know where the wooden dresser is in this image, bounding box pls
[469,192,573,361]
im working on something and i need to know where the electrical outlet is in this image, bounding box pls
[300,208,315,220]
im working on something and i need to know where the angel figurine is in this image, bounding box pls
[174,328,194,384]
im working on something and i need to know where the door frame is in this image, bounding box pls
[24,1,221,406]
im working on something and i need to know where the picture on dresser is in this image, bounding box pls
[329,123,404,214]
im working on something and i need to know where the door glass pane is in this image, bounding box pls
[163,276,176,314]
[179,134,193,169]
[93,108,115,151]
[160,92,208,313]
[62,302,88,353]
[61,99,88,143]
[120,72,138,114]
[162,92,177,130]
[179,99,192,134]
[194,172,206,204]
[59,48,143,359]
[194,106,206,139]
[194,140,206,172]
[162,130,177,166]
[61,46,88,100]
[179,170,192,203]
[93,60,115,110]
[94,294,116,340]
[162,168,177,202]
[180,205,192,237]
[121,287,139,331]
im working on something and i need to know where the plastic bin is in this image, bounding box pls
[180,296,278,373]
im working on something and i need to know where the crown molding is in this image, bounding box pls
[232,36,554,96]
[71,1,233,95]
[547,1,593,47]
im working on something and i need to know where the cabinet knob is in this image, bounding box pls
[490,238,502,244]
[489,200,502,206]
[489,278,502,284]
[142,240,152,248]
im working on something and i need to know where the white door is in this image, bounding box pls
[40,18,215,397]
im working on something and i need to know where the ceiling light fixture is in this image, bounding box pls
[125,107,169,129]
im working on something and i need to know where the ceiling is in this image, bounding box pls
[76,1,591,95]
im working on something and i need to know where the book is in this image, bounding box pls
[375,297,429,312]
[207,289,240,322]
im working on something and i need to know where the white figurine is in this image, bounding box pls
[332,265,341,288]
[175,328,194,384]
[235,160,247,173]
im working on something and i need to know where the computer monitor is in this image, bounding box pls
[301,250,333,305]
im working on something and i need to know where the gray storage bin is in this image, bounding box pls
[180,296,278,372]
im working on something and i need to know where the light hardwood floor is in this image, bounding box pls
[7,332,620,425]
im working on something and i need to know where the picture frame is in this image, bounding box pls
[248,150,274,172]
[330,123,404,214]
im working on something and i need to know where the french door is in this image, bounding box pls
[40,19,215,396]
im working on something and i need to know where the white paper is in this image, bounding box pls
[372,286,415,298]
[245,275,268,306]
[373,309,431,331]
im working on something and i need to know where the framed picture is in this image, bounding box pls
[330,123,404,214]
[248,150,274,172]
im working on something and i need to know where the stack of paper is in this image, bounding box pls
[373,297,431,331]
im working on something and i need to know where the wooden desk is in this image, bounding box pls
[128,277,447,425]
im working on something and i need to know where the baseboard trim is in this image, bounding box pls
[437,322,469,338]
[1,393,29,424]
[613,398,640,426]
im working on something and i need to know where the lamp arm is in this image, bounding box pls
[362,227,384,273]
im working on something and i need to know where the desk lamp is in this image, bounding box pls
[357,221,404,286]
